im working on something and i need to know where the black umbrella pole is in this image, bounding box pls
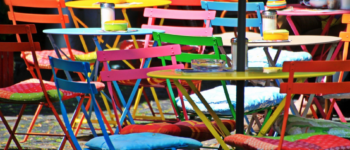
[236,0,247,134]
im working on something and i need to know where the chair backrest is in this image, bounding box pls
[5,0,68,25]
[49,57,114,150]
[142,8,215,36]
[142,8,216,50]
[336,14,350,81]
[0,24,49,98]
[5,0,75,59]
[170,0,202,6]
[97,45,184,82]
[281,61,350,95]
[49,57,98,94]
[153,32,229,64]
[278,60,350,148]
[201,1,265,36]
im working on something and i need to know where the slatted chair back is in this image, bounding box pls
[0,24,80,149]
[49,57,113,150]
[5,0,75,61]
[142,8,215,52]
[152,32,229,64]
[201,1,265,36]
[0,24,46,93]
[97,45,184,133]
[278,60,349,148]
[170,0,202,6]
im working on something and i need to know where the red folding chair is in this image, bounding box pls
[0,24,77,150]
[279,60,350,148]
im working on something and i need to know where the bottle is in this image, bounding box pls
[231,38,248,71]
[100,3,115,31]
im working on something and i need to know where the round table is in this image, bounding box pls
[217,35,341,66]
[147,69,335,150]
[65,0,171,9]
[217,35,341,47]
[276,4,350,55]
[65,0,171,52]
[44,27,165,127]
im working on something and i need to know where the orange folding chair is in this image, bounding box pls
[301,14,350,122]
[278,60,350,148]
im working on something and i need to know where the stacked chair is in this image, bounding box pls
[49,45,202,150]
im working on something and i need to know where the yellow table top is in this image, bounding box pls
[66,0,171,9]
[147,69,335,80]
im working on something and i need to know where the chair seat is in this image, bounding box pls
[176,85,286,115]
[227,47,312,67]
[119,39,201,53]
[119,120,236,141]
[273,115,350,138]
[21,48,85,69]
[224,133,350,150]
[85,132,202,150]
[0,79,105,103]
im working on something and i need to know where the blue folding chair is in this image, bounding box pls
[201,1,264,36]
[50,51,202,150]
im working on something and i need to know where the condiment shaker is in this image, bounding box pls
[261,11,277,32]
[231,38,248,71]
[100,3,115,31]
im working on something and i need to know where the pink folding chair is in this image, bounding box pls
[117,8,216,121]
[97,44,184,132]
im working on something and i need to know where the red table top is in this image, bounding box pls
[277,4,350,16]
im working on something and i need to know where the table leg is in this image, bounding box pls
[311,16,334,56]
[286,16,308,52]
[173,80,230,150]
[122,8,139,49]
[68,7,89,53]
[258,78,305,136]
[301,42,337,117]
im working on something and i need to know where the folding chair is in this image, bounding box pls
[97,45,186,133]
[0,24,76,150]
[49,54,202,150]
[5,0,116,141]
[117,8,216,122]
[279,60,349,148]
[317,14,350,122]
[153,32,286,134]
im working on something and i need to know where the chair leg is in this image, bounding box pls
[332,100,347,122]
[132,87,144,118]
[165,86,181,121]
[143,88,156,117]
[178,89,189,120]
[49,102,77,150]
[150,87,166,121]
[2,104,26,150]
[20,103,43,143]
[59,97,86,150]
[100,91,115,125]
[326,98,336,120]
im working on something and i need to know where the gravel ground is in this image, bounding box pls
[0,97,238,150]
